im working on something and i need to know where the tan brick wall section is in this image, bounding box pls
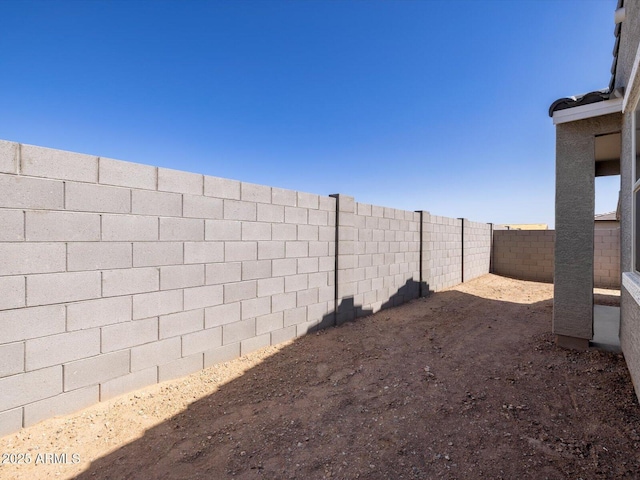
[493,229,620,289]
[594,228,621,289]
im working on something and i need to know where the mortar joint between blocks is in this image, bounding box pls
[17,142,22,174]
[23,338,27,376]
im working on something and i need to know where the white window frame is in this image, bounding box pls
[623,90,640,299]
[630,108,640,273]
[626,107,640,303]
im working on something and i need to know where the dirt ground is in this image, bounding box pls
[1,274,639,480]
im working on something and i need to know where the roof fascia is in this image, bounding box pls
[552,98,623,125]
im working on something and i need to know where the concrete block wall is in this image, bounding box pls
[351,202,421,315]
[0,139,494,436]
[423,214,463,292]
[594,228,620,289]
[493,229,620,289]
[463,220,492,282]
[0,140,336,436]
[492,230,555,283]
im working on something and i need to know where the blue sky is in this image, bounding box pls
[0,0,619,226]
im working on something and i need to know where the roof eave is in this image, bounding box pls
[551,97,623,125]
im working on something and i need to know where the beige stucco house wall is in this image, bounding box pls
[594,212,620,229]
[550,0,640,400]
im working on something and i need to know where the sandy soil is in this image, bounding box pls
[1,274,638,480]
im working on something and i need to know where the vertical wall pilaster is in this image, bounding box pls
[419,211,431,295]
[554,122,596,347]
[416,210,425,297]
[460,218,466,282]
[489,223,494,274]
[331,194,357,324]
[553,114,622,349]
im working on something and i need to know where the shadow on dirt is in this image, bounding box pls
[77,277,639,479]
[594,291,621,307]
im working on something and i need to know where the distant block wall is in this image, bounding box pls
[0,139,493,436]
[493,230,555,283]
[493,229,620,289]
[594,228,620,289]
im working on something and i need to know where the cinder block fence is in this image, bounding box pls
[492,229,620,288]
[0,140,494,436]
[492,230,555,283]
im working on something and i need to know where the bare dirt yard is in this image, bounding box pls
[1,274,639,479]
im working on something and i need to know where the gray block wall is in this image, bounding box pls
[493,230,555,283]
[493,229,620,289]
[352,203,421,314]
[423,214,463,292]
[463,220,492,282]
[0,140,493,436]
[0,141,336,436]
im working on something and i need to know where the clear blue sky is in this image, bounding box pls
[0,0,619,226]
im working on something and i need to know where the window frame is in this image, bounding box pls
[634,108,640,272]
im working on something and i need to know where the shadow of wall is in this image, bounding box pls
[77,284,571,480]
[310,278,427,333]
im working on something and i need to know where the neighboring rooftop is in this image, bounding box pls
[495,223,548,231]
[595,211,619,222]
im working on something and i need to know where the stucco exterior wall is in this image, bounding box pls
[617,0,640,403]
[594,220,619,229]
[614,0,640,93]
[621,278,640,401]
[554,114,622,343]
[548,0,639,391]
[620,108,640,397]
